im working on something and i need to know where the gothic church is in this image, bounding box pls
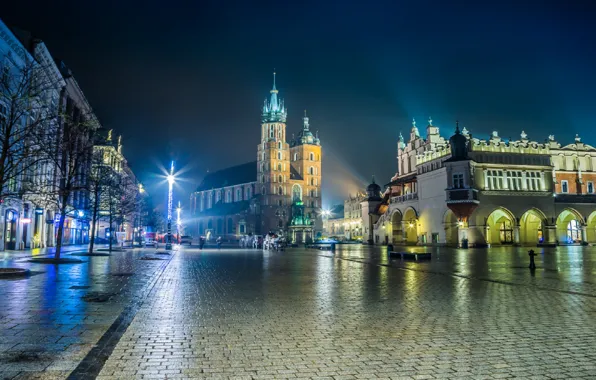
[190,73,322,241]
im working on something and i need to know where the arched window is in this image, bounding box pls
[310,178,314,186]
[309,166,314,175]
[227,218,234,234]
[226,191,232,203]
[277,163,282,171]
[260,163,264,172]
[278,186,283,195]
[261,186,266,194]
[246,188,251,199]
[236,189,242,201]
[261,175,265,183]
[309,152,314,161]
[292,184,302,202]
[310,190,314,197]
[269,126,274,138]
[278,141,282,149]
[567,220,581,242]
[278,151,281,160]
[278,175,283,183]
[293,153,298,161]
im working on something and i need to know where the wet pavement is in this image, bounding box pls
[1,245,595,379]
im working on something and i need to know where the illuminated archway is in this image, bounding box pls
[556,208,584,244]
[403,207,418,244]
[587,212,596,243]
[486,207,515,245]
[390,210,403,244]
[443,209,459,246]
[519,208,547,245]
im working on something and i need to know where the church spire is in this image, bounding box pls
[261,70,287,123]
[303,110,309,130]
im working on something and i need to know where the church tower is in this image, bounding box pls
[257,72,291,233]
[290,111,322,233]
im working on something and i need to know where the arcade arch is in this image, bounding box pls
[390,210,402,244]
[587,212,596,243]
[556,208,584,244]
[519,208,547,245]
[443,209,459,246]
[403,207,418,244]
[486,207,515,245]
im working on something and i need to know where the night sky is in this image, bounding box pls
[3,0,596,209]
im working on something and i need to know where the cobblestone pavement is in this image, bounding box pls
[2,246,596,379]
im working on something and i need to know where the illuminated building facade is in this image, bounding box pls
[190,73,322,241]
[372,119,596,247]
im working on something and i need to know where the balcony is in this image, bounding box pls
[445,188,479,204]
[390,192,418,204]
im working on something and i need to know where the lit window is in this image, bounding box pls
[561,180,569,193]
[567,219,581,242]
[453,173,464,189]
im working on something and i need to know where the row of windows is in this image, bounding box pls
[484,170,544,191]
[200,187,252,209]
[560,180,594,194]
[261,150,320,162]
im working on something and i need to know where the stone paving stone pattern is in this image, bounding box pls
[1,245,596,379]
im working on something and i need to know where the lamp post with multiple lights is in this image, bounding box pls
[166,161,175,250]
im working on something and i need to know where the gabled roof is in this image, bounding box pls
[197,161,256,192]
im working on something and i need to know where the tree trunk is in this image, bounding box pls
[108,190,113,253]
[89,187,100,254]
[54,197,68,260]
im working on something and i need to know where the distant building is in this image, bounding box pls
[190,73,323,241]
[372,118,596,247]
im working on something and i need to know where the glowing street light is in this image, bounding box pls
[166,161,175,250]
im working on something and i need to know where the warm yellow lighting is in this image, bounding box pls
[458,221,464,227]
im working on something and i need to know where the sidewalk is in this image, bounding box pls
[0,244,88,263]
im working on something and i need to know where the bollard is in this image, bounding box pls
[528,249,537,270]
[330,243,336,252]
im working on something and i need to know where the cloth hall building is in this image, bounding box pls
[370,119,596,247]
[190,74,322,242]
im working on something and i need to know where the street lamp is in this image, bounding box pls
[166,161,175,250]
[176,201,181,244]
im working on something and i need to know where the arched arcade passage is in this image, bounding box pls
[519,208,547,245]
[444,210,459,246]
[486,207,515,245]
[556,208,585,244]
[403,207,418,244]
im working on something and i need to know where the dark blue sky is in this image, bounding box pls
[3,0,596,208]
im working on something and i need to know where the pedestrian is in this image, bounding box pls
[199,236,205,250]
[216,236,222,250]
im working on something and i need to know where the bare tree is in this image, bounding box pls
[87,147,116,254]
[33,103,96,259]
[0,60,62,202]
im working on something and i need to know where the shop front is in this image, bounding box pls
[4,209,18,250]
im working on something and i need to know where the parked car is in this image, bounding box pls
[145,239,157,247]
[180,235,193,245]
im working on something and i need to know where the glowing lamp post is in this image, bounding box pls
[166,161,175,250]
[176,201,181,243]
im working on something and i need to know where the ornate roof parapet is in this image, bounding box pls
[470,130,549,154]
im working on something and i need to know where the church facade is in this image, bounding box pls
[190,74,322,241]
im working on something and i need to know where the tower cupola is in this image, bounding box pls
[261,71,287,123]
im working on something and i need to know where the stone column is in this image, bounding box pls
[540,171,546,191]
[503,170,509,189]
[513,225,520,245]
[545,225,557,245]
[581,225,588,244]
[401,221,408,243]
